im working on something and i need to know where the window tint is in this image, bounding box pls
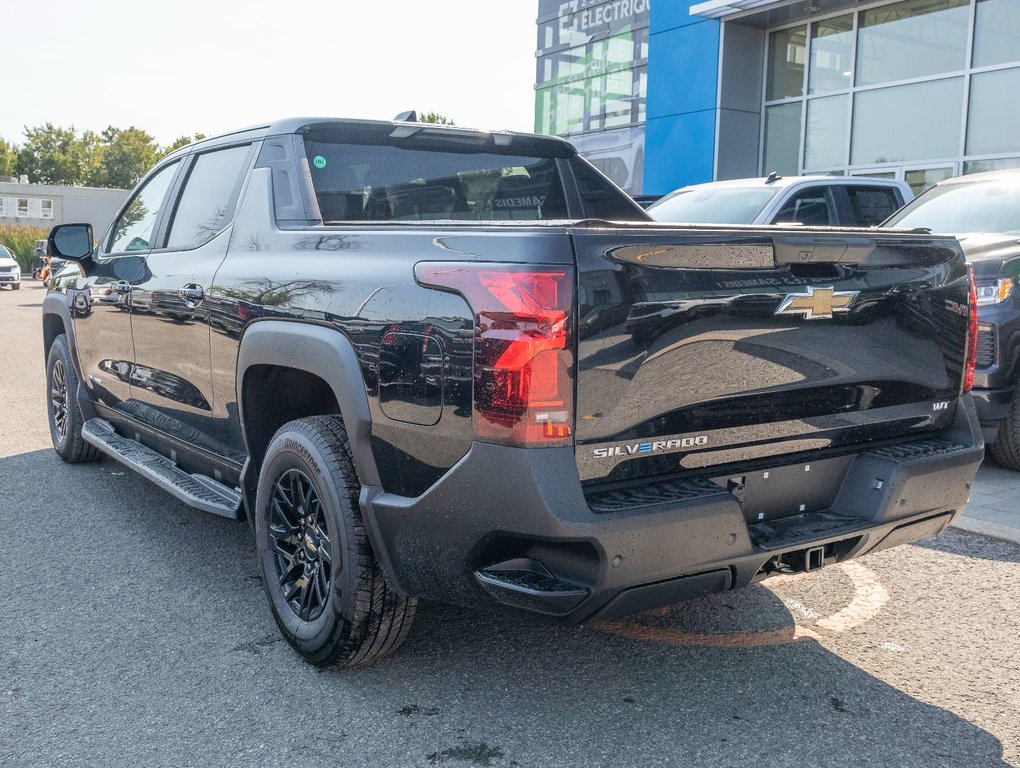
[570,159,647,220]
[108,162,179,253]
[846,186,902,226]
[167,145,251,248]
[885,178,1020,233]
[304,141,568,222]
[773,188,834,225]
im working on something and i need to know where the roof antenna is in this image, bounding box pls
[393,110,418,122]
[766,171,782,183]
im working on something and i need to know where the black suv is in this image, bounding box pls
[884,169,1020,469]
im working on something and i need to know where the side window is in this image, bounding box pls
[108,162,180,254]
[773,187,835,225]
[845,186,902,226]
[571,159,648,220]
[167,145,252,249]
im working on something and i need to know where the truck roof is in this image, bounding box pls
[162,117,577,163]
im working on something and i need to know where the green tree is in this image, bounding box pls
[419,112,454,125]
[16,124,89,185]
[160,133,206,158]
[87,126,160,189]
[0,137,17,177]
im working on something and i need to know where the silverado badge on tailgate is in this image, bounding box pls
[775,286,859,320]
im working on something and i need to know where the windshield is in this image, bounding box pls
[885,177,1020,233]
[647,187,779,224]
[0,244,11,259]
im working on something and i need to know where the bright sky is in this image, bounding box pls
[3,0,539,147]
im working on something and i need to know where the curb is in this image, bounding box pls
[951,515,1020,546]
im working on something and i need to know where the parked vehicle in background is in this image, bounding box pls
[42,118,982,668]
[0,244,21,289]
[883,169,1020,470]
[648,175,913,227]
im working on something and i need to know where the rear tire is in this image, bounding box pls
[254,415,416,667]
[990,386,1020,471]
[45,334,101,463]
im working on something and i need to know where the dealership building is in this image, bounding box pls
[536,0,1020,196]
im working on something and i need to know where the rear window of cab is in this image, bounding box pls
[301,124,569,223]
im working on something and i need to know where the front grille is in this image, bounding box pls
[977,326,996,369]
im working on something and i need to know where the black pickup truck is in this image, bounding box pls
[43,118,984,667]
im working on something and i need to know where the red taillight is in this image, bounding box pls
[416,263,574,447]
[964,264,978,393]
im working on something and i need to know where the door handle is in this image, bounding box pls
[113,281,131,294]
[179,284,205,303]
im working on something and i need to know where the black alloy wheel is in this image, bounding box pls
[50,359,68,442]
[268,468,333,622]
[45,334,100,463]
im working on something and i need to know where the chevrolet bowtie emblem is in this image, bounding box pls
[775,286,859,320]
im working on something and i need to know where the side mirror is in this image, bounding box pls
[48,223,94,260]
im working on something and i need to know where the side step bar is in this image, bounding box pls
[82,418,242,519]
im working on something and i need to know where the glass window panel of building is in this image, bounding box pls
[767,26,807,99]
[851,78,964,164]
[809,15,853,94]
[856,0,969,86]
[762,0,1020,177]
[764,102,802,175]
[804,94,848,169]
[535,29,648,137]
[973,0,1020,66]
[967,67,1020,155]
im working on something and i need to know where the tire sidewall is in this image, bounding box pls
[45,337,77,459]
[255,428,358,658]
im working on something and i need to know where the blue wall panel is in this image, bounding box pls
[645,2,721,192]
[644,111,717,194]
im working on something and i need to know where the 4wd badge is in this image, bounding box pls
[775,286,859,320]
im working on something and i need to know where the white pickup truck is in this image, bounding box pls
[648,175,913,228]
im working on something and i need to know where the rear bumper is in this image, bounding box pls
[360,397,985,622]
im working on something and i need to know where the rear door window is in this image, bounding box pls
[772,187,835,225]
[166,144,252,249]
[845,186,902,226]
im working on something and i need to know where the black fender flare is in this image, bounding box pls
[42,292,97,422]
[235,320,381,488]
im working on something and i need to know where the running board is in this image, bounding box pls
[82,418,242,519]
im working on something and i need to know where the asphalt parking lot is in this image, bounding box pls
[2,281,1018,767]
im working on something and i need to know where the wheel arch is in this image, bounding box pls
[42,293,74,362]
[42,293,98,423]
[236,320,381,489]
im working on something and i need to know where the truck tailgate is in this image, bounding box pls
[572,226,970,485]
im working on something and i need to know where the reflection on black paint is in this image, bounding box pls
[98,359,211,410]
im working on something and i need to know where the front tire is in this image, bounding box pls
[46,334,101,463]
[254,416,416,667]
[990,386,1020,471]
[12,283,19,290]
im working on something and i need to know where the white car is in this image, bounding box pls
[647,174,914,228]
[0,244,21,290]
